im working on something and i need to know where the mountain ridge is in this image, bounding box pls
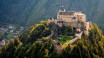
[0,0,104,27]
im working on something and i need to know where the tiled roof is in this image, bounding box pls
[59,11,75,15]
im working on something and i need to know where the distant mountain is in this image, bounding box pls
[0,0,104,27]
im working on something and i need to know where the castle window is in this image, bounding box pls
[80,17,82,19]
[72,17,76,19]
[57,21,64,23]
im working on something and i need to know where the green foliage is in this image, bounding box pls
[0,23,104,58]
[58,25,75,36]
[0,38,22,58]
[40,21,49,25]
[58,35,73,44]
[7,33,15,37]
[19,24,51,43]
[61,24,104,58]
[24,39,58,58]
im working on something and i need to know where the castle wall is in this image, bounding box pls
[57,12,86,23]
[48,9,89,30]
[57,15,78,23]
[76,14,86,22]
[84,22,90,31]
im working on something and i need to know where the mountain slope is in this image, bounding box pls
[0,0,104,27]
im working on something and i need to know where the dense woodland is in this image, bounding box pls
[0,21,104,58]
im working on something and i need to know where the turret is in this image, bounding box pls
[59,6,66,12]
[57,6,66,19]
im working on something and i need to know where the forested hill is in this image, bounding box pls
[0,21,104,58]
[0,0,104,27]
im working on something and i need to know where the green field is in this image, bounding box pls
[58,35,73,44]
[7,33,15,37]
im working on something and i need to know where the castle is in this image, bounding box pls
[48,7,91,35]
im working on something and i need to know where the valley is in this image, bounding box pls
[0,24,24,47]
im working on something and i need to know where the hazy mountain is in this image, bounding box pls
[0,0,104,27]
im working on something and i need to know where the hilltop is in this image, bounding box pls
[0,21,104,58]
[0,7,104,57]
[0,0,104,57]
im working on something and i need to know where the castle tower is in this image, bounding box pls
[59,6,66,12]
[57,6,66,19]
[57,0,66,19]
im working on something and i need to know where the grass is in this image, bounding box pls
[58,35,73,44]
[7,33,15,37]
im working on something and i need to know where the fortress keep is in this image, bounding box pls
[48,7,91,35]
